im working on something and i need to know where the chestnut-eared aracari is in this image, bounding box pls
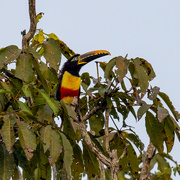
[56,50,110,104]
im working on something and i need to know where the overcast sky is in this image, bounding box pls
[1,0,180,179]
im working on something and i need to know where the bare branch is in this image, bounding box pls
[22,0,37,51]
[76,108,111,167]
[98,158,105,180]
[82,105,102,121]
[140,142,156,180]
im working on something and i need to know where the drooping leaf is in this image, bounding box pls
[39,90,59,116]
[18,101,33,116]
[55,38,75,59]
[1,115,16,153]
[164,116,175,153]
[0,144,14,180]
[155,154,170,173]
[81,72,91,86]
[115,57,129,82]
[0,45,20,69]
[71,144,84,180]
[22,84,32,97]
[140,58,156,81]
[104,57,117,79]
[17,120,37,160]
[43,38,61,71]
[157,106,169,122]
[126,141,139,174]
[137,101,151,120]
[31,57,49,93]
[40,125,52,153]
[145,111,164,153]
[133,58,149,93]
[60,133,73,175]
[158,91,180,120]
[83,141,100,178]
[15,53,34,83]
[13,141,33,179]
[49,130,62,165]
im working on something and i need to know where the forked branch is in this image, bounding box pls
[22,0,37,51]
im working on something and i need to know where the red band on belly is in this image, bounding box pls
[60,87,79,100]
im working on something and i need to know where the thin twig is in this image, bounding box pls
[22,0,37,51]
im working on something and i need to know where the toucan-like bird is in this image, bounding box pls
[56,50,110,104]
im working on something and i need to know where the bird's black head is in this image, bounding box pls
[61,50,110,77]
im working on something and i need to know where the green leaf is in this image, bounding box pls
[71,144,84,180]
[137,102,151,120]
[133,58,149,93]
[17,120,37,160]
[155,154,170,172]
[33,29,45,44]
[83,141,100,178]
[43,38,61,71]
[126,142,139,174]
[158,91,180,120]
[89,112,104,136]
[0,45,20,69]
[60,133,73,175]
[1,115,16,153]
[164,116,175,153]
[140,58,156,81]
[18,101,33,116]
[40,125,52,153]
[0,144,14,180]
[0,89,6,94]
[145,111,164,153]
[81,72,91,86]
[31,57,49,93]
[55,38,75,59]
[39,90,59,116]
[15,53,34,83]
[22,84,32,97]
[104,57,117,79]
[115,57,129,82]
[49,130,62,165]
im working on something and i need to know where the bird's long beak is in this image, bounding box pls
[78,50,110,65]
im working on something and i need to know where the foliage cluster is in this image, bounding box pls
[0,28,180,179]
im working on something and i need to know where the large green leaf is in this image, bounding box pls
[49,130,62,165]
[15,53,34,83]
[104,57,117,79]
[0,144,14,180]
[133,58,149,93]
[158,92,180,120]
[60,133,73,175]
[40,125,52,153]
[83,141,100,178]
[71,144,84,180]
[43,38,61,71]
[1,115,16,153]
[164,116,175,153]
[17,120,37,160]
[0,45,20,69]
[145,111,164,153]
[39,90,59,116]
[115,56,129,82]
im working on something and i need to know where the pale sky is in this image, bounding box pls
[1,0,180,179]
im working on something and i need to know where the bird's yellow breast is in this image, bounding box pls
[61,71,81,90]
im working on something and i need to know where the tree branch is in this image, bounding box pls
[22,0,37,51]
[140,142,156,180]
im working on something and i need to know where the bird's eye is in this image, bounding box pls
[71,56,79,62]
